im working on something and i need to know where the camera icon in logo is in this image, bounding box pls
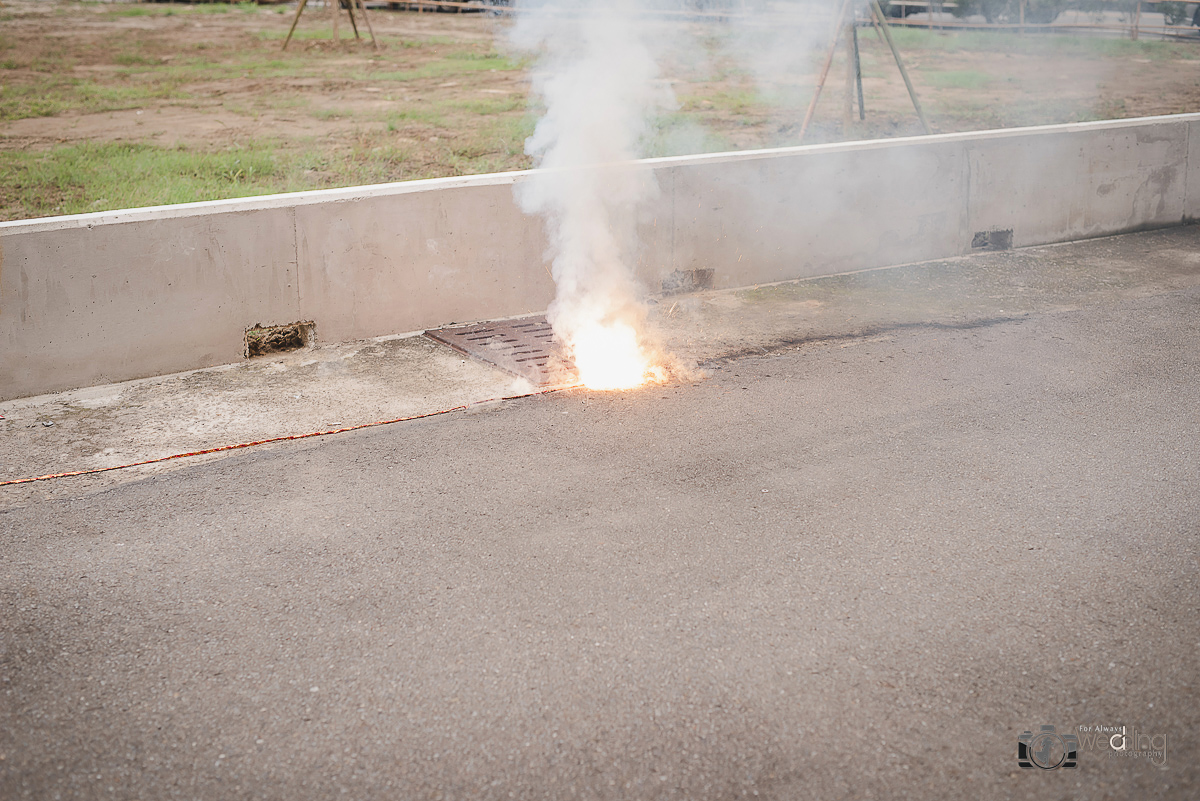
[1018,725,1079,770]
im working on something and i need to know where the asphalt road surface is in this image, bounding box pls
[3,272,1198,798]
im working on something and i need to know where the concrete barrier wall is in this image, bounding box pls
[2,113,1197,401]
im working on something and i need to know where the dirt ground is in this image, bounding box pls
[2,0,1200,219]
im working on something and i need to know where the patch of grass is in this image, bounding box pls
[446,49,504,61]
[931,94,1103,129]
[705,88,768,116]
[393,36,458,48]
[104,6,158,17]
[114,51,160,67]
[0,76,191,121]
[383,106,449,129]
[458,111,537,161]
[298,141,415,187]
[431,118,534,177]
[117,53,317,83]
[311,108,352,121]
[361,53,523,83]
[445,96,524,115]
[181,54,280,72]
[30,54,75,73]
[491,113,537,157]
[641,111,732,158]
[255,27,340,42]
[679,87,771,115]
[1001,97,1103,125]
[264,95,311,112]
[922,68,993,89]
[0,136,525,221]
[0,143,290,219]
[76,82,188,106]
[884,28,1190,60]
[0,77,86,120]
[209,2,259,14]
[105,2,256,18]
[929,96,1002,126]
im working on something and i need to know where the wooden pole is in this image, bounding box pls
[870,8,884,39]
[1132,0,1141,40]
[281,0,310,51]
[868,0,931,135]
[356,0,379,49]
[345,0,361,40]
[852,20,865,121]
[843,20,856,130]
[799,0,854,143]
[331,0,341,45]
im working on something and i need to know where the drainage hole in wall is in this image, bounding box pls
[971,229,1013,251]
[246,322,315,357]
[662,269,715,295]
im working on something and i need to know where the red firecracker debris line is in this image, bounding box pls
[0,387,577,488]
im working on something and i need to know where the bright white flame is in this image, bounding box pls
[570,320,650,391]
[511,5,675,394]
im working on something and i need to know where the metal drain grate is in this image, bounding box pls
[425,315,578,387]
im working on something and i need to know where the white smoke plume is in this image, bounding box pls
[509,1,678,390]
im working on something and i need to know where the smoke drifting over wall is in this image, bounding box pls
[509,1,680,389]
[507,3,835,386]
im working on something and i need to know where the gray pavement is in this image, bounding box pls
[2,227,1199,800]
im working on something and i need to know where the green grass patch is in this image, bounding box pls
[117,53,317,83]
[383,106,449,129]
[883,28,1190,60]
[255,26,341,42]
[263,94,311,112]
[76,81,188,106]
[445,96,524,115]
[105,2,257,18]
[0,73,193,121]
[295,141,415,186]
[0,143,288,219]
[311,107,353,121]
[444,111,538,165]
[0,81,74,120]
[360,53,523,83]
[103,5,160,17]
[703,88,768,116]
[488,113,537,157]
[0,138,521,220]
[929,94,1104,129]
[641,111,732,158]
[434,116,535,176]
[922,68,993,89]
[30,55,76,73]
[114,50,160,67]
[446,49,504,62]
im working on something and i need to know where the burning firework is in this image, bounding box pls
[569,319,649,391]
[510,1,674,391]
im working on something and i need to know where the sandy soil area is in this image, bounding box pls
[1,0,1198,218]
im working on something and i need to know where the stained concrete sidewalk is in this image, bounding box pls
[3,225,1198,508]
